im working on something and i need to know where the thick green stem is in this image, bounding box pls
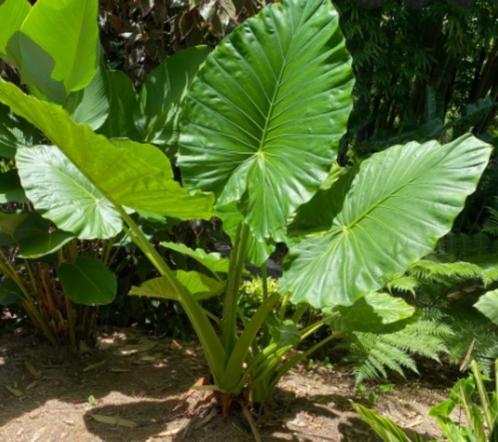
[117,207,226,383]
[470,360,493,432]
[291,303,309,323]
[222,223,250,354]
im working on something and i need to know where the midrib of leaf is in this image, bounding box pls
[53,161,101,204]
[257,61,286,153]
[341,146,457,232]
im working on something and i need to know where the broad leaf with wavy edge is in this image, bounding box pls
[178,0,353,243]
[282,135,492,308]
[0,78,214,222]
[16,145,122,240]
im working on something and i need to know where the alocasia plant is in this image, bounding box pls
[0,0,491,431]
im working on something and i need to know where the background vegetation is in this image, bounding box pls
[1,0,497,387]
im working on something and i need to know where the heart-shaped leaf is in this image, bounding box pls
[282,135,492,308]
[0,79,214,222]
[179,0,353,243]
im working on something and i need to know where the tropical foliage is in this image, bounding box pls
[0,0,496,435]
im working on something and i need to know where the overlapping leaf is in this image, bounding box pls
[0,0,31,56]
[282,135,492,308]
[178,0,353,243]
[0,79,214,222]
[130,270,224,301]
[474,290,498,325]
[14,0,99,94]
[16,145,122,240]
[138,46,210,149]
[160,241,230,273]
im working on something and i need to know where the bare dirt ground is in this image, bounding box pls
[0,328,449,441]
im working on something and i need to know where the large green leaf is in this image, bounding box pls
[130,270,224,301]
[178,0,353,243]
[58,256,117,305]
[282,135,492,308]
[474,290,498,325]
[15,215,74,259]
[0,0,30,56]
[16,0,99,94]
[330,292,415,333]
[0,79,214,221]
[138,46,210,149]
[16,145,122,240]
[160,241,230,273]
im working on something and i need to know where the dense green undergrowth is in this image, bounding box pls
[0,1,497,433]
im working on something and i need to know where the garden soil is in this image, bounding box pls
[0,329,450,441]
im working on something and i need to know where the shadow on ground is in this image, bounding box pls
[0,330,437,441]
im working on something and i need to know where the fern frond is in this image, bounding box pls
[343,312,452,384]
[386,274,419,294]
[408,259,482,285]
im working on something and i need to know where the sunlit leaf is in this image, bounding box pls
[179,0,353,243]
[282,135,492,307]
[16,145,122,240]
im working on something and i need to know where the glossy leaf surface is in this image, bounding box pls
[179,0,353,243]
[0,0,30,56]
[282,135,492,307]
[0,79,214,221]
[331,292,415,333]
[16,145,122,240]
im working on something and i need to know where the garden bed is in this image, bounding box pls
[0,329,448,441]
